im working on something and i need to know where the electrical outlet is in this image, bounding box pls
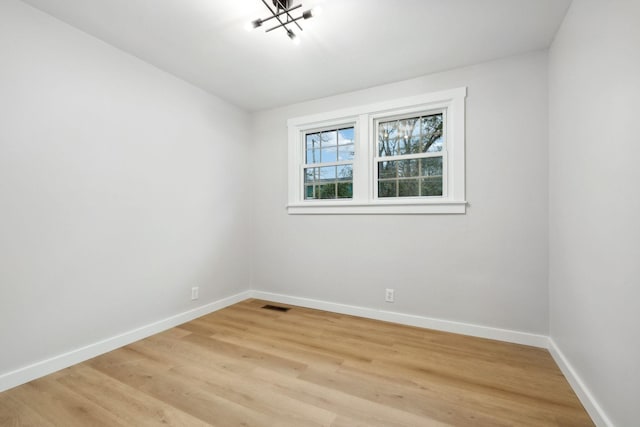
[385,288,394,302]
[191,286,199,301]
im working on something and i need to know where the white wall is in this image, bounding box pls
[548,0,640,425]
[0,0,251,376]
[251,52,549,335]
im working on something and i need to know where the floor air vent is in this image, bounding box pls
[262,304,291,312]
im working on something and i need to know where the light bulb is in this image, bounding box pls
[287,29,300,45]
[246,19,262,31]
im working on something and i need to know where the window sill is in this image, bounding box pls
[287,200,467,215]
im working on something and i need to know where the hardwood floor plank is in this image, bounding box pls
[8,378,129,427]
[55,365,210,427]
[0,395,56,427]
[0,299,594,426]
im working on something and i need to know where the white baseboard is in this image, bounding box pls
[0,288,610,427]
[252,291,613,425]
[0,290,251,393]
[249,290,549,348]
[548,338,613,427]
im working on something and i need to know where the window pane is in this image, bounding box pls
[378,120,398,137]
[306,149,320,164]
[321,130,338,148]
[378,120,400,157]
[319,166,336,180]
[338,144,354,161]
[421,156,443,176]
[378,161,396,179]
[317,184,336,199]
[398,118,420,154]
[320,147,337,163]
[304,167,317,183]
[378,135,391,157]
[398,137,409,155]
[305,133,319,151]
[337,164,353,179]
[397,159,419,177]
[337,182,353,198]
[399,179,420,197]
[421,177,443,196]
[320,130,338,163]
[378,181,396,198]
[305,133,320,164]
[304,185,314,199]
[426,136,444,153]
[338,128,354,145]
[422,114,443,152]
[409,136,421,154]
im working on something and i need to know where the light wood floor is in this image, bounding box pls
[0,299,594,426]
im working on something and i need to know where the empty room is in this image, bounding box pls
[0,0,638,425]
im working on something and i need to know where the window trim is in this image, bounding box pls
[287,87,467,214]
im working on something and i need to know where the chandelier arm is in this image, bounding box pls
[265,14,304,33]
[260,0,292,33]
[259,3,302,24]
[283,7,304,31]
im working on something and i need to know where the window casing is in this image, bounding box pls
[287,87,466,214]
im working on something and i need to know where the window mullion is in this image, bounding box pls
[352,114,369,203]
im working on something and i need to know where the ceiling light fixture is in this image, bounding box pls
[247,0,317,43]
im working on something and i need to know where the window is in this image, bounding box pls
[303,126,355,200]
[287,87,466,214]
[376,112,445,199]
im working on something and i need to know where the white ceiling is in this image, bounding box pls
[21,0,572,111]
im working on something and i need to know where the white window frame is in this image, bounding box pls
[301,123,357,201]
[287,87,467,214]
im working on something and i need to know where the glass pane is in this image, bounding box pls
[422,114,444,152]
[386,121,399,139]
[426,136,444,153]
[395,118,420,154]
[399,179,420,197]
[305,133,320,164]
[378,180,396,198]
[421,177,443,196]
[378,161,397,179]
[408,118,420,137]
[338,128,354,145]
[378,120,399,157]
[337,182,353,198]
[305,133,319,151]
[318,184,336,199]
[337,164,353,179]
[306,149,320,164]
[421,156,443,176]
[397,159,419,177]
[378,120,396,137]
[304,185,315,199]
[338,144,354,161]
[304,167,317,183]
[321,130,338,148]
[398,137,409,155]
[379,138,399,157]
[319,166,336,180]
[409,136,421,154]
[320,147,337,163]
